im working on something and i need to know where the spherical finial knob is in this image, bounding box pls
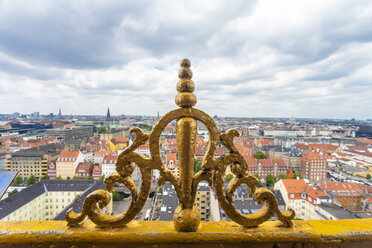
[175,58,197,108]
[180,58,191,68]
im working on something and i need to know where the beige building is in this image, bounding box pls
[274,179,330,220]
[0,180,112,221]
[99,129,130,141]
[5,143,64,179]
[56,150,84,179]
[194,183,211,221]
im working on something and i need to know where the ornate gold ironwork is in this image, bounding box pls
[65,58,295,231]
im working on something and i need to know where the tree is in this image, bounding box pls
[13,176,23,186]
[278,173,287,180]
[98,126,107,134]
[194,158,201,173]
[26,175,36,186]
[254,173,262,186]
[113,192,120,201]
[67,176,71,180]
[99,175,105,181]
[253,151,267,159]
[40,174,49,180]
[56,175,62,180]
[86,174,93,180]
[292,172,302,179]
[224,173,234,182]
[72,176,77,180]
[265,174,275,187]
[8,189,18,197]
[367,174,371,180]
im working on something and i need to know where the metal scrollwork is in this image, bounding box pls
[65,58,295,230]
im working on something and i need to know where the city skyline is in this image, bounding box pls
[0,1,372,119]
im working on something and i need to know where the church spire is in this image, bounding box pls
[106,107,111,121]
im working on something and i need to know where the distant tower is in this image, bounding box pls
[157,110,160,121]
[58,109,62,120]
[106,107,111,121]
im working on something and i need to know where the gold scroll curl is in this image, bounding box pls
[212,129,295,227]
[66,127,156,227]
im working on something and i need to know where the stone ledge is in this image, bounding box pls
[0,219,371,247]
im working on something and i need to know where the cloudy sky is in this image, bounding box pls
[0,0,371,119]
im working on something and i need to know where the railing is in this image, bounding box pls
[0,59,371,247]
[0,219,371,247]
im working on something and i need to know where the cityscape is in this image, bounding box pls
[0,108,371,222]
[0,2,372,247]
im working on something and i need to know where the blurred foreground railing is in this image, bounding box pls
[0,219,371,247]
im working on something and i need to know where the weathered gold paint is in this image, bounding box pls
[65,58,294,230]
[176,117,197,209]
[0,220,371,247]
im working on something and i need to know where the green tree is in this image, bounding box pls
[98,126,107,134]
[113,191,120,201]
[13,176,23,186]
[86,174,93,180]
[254,173,262,186]
[224,173,234,182]
[56,175,62,180]
[265,174,275,187]
[72,175,77,180]
[8,189,18,197]
[278,173,287,180]
[67,176,71,180]
[253,151,267,159]
[40,174,49,180]
[26,175,36,186]
[99,175,105,181]
[292,172,302,179]
[194,158,201,173]
[367,174,371,180]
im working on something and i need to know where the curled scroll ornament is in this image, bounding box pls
[65,58,295,228]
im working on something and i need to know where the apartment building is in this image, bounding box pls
[301,152,328,183]
[274,179,330,220]
[319,182,364,211]
[246,157,287,179]
[195,183,211,221]
[47,160,56,179]
[5,143,64,178]
[166,152,179,178]
[101,154,118,177]
[56,150,84,179]
[282,150,303,173]
[75,162,93,178]
[46,126,93,140]
[0,180,111,221]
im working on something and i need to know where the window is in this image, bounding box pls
[290,194,294,198]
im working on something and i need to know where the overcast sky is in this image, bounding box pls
[0,0,371,119]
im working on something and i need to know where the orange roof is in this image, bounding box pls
[319,182,363,196]
[64,123,77,128]
[102,154,118,164]
[294,143,309,149]
[246,157,287,167]
[302,152,333,161]
[281,179,328,201]
[58,150,80,160]
[357,138,372,144]
[111,137,128,144]
[309,143,339,152]
[94,150,114,157]
[166,153,177,163]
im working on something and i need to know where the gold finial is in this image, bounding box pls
[65,58,295,230]
[175,58,197,107]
